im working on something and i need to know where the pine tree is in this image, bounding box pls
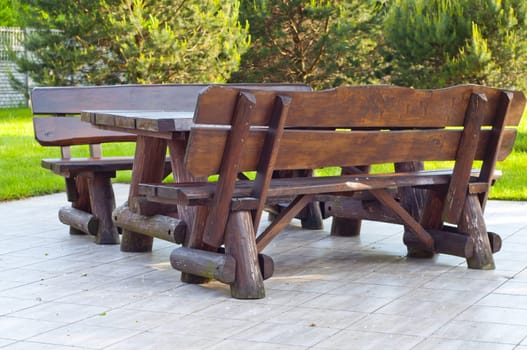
[230,0,385,89]
[383,0,527,90]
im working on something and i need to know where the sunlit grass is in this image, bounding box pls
[0,108,134,201]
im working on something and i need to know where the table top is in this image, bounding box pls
[81,110,195,133]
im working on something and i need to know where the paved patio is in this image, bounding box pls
[1,184,527,349]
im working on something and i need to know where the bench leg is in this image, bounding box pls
[89,174,119,245]
[460,194,495,270]
[69,175,91,236]
[180,206,214,284]
[225,211,265,299]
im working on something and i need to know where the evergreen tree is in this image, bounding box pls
[383,0,527,90]
[105,0,250,84]
[11,0,249,90]
[231,0,385,89]
[0,0,24,27]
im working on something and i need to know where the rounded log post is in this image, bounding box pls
[167,140,212,284]
[218,247,275,280]
[395,162,435,258]
[58,206,98,236]
[459,194,495,270]
[170,247,236,284]
[113,205,186,244]
[121,136,167,252]
[225,211,265,299]
[69,175,91,235]
[300,201,324,230]
[330,218,362,237]
[89,174,120,244]
[330,165,371,236]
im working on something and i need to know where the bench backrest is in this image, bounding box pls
[186,84,525,176]
[31,83,312,158]
[185,84,525,243]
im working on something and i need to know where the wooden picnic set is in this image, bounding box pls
[32,83,526,299]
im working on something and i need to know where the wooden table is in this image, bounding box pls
[81,110,198,253]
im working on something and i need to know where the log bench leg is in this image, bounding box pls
[89,174,119,245]
[69,175,91,236]
[225,211,265,299]
[460,194,495,270]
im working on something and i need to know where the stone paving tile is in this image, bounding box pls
[205,339,307,350]
[1,190,527,349]
[312,329,423,350]
[28,323,142,348]
[433,320,527,344]
[411,338,516,350]
[230,322,339,348]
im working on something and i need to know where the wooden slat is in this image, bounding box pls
[442,93,487,224]
[33,117,136,146]
[32,83,310,115]
[185,128,517,178]
[139,169,469,206]
[250,95,291,230]
[194,85,526,127]
[202,92,256,248]
[476,91,513,209]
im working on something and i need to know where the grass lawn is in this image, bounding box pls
[1,107,526,201]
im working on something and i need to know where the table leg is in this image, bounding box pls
[121,136,168,252]
[168,140,212,284]
[395,162,434,258]
[330,165,371,236]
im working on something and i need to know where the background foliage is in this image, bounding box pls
[10,0,249,89]
[383,0,527,90]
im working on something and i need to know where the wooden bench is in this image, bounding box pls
[32,84,313,245]
[135,84,525,299]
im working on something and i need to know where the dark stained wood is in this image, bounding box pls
[170,247,236,284]
[250,95,291,231]
[442,93,486,224]
[139,170,465,206]
[225,211,265,299]
[202,92,256,248]
[121,136,167,252]
[194,84,525,127]
[70,175,92,235]
[330,165,371,237]
[42,158,129,177]
[33,117,135,146]
[256,195,314,252]
[460,195,495,269]
[58,206,98,236]
[476,91,513,210]
[184,128,517,178]
[113,205,186,244]
[324,198,399,225]
[402,229,475,258]
[88,174,120,244]
[32,83,311,115]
